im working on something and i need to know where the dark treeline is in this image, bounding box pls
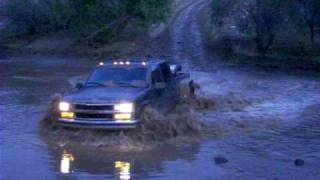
[2,0,172,42]
[210,0,320,57]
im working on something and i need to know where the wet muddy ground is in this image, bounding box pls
[1,0,320,179]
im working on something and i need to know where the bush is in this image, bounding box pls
[3,0,48,35]
[126,0,172,25]
[210,0,234,26]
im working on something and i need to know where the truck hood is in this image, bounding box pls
[63,87,148,104]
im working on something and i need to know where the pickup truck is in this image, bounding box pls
[57,59,191,129]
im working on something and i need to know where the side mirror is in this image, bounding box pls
[176,65,182,72]
[154,82,166,89]
[75,83,84,90]
[169,64,182,75]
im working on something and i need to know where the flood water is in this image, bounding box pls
[0,56,221,179]
[1,55,320,179]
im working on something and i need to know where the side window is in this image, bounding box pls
[160,63,172,82]
[151,68,164,85]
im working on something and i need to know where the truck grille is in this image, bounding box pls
[73,103,115,120]
[74,104,114,110]
[75,113,113,119]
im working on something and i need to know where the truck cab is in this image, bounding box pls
[57,59,189,129]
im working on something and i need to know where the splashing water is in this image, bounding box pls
[40,94,207,151]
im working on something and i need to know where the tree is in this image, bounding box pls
[295,0,320,43]
[211,0,234,26]
[210,0,289,55]
[248,0,287,54]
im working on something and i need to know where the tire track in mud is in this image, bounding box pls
[171,0,208,69]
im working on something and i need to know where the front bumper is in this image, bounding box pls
[58,118,140,129]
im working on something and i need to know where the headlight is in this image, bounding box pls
[114,103,134,113]
[59,102,70,112]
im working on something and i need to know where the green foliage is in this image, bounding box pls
[2,0,173,40]
[247,0,288,53]
[211,0,234,26]
[291,0,320,43]
[3,0,49,35]
[126,0,172,25]
[44,0,73,30]
[67,0,126,38]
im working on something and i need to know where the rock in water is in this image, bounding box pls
[294,159,304,166]
[214,156,228,164]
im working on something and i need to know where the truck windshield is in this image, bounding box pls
[86,67,148,88]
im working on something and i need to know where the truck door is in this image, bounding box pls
[151,67,166,99]
[159,63,180,105]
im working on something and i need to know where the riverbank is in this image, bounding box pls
[0,28,171,59]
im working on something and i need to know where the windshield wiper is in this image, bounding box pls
[86,82,107,87]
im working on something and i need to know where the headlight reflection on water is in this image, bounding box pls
[59,150,131,179]
[114,161,131,180]
[60,151,75,174]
